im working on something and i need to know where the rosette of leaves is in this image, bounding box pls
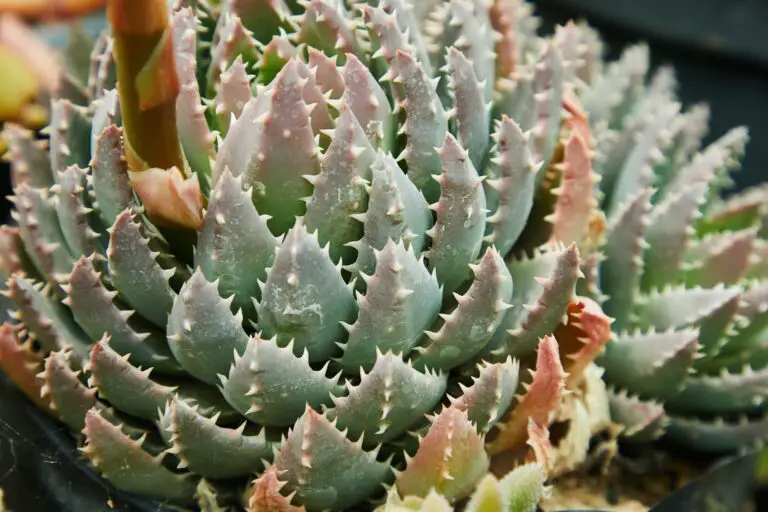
[579,40,768,453]
[0,0,615,510]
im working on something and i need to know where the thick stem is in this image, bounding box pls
[107,0,185,173]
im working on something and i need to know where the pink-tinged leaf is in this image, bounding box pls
[0,323,51,410]
[488,336,567,455]
[340,53,392,148]
[607,389,667,442]
[213,56,253,131]
[307,48,344,100]
[129,167,203,231]
[553,296,614,387]
[213,59,321,234]
[524,418,554,474]
[293,59,334,139]
[171,7,215,179]
[685,228,757,287]
[0,227,33,279]
[397,407,489,502]
[247,466,305,512]
[208,10,258,92]
[546,132,601,249]
[490,0,520,77]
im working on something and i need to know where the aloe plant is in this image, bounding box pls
[577,42,768,453]
[5,0,761,510]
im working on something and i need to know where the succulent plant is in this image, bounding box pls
[580,42,768,453]
[0,0,620,510]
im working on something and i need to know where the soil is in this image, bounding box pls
[539,443,711,511]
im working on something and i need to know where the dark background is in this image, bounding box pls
[534,0,768,195]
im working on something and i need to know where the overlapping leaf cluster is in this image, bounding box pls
[0,0,675,510]
[581,43,768,452]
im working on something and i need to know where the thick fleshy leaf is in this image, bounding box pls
[641,181,709,289]
[107,210,175,328]
[426,133,487,296]
[54,166,101,261]
[397,407,488,502]
[90,125,134,228]
[213,59,321,234]
[487,336,566,455]
[606,101,680,216]
[665,413,768,454]
[416,247,513,371]
[607,389,667,442]
[393,50,447,203]
[2,124,53,188]
[600,328,699,400]
[87,336,232,422]
[247,466,305,512]
[339,239,441,373]
[40,348,102,431]
[47,99,91,176]
[212,56,253,134]
[0,227,35,279]
[331,350,447,446]
[167,269,249,385]
[196,169,279,321]
[483,116,540,257]
[666,366,768,416]
[158,396,273,478]
[296,0,363,58]
[546,132,601,248]
[553,296,614,387]
[600,188,653,329]
[219,334,342,427]
[63,256,178,373]
[449,357,519,434]
[465,463,546,512]
[491,243,581,359]
[340,53,393,149]
[0,323,50,410]
[172,7,215,183]
[304,102,375,264]
[81,408,197,502]
[631,284,741,332]
[275,407,393,511]
[257,221,357,362]
[4,273,91,358]
[12,183,74,282]
[445,47,491,170]
[347,151,432,279]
